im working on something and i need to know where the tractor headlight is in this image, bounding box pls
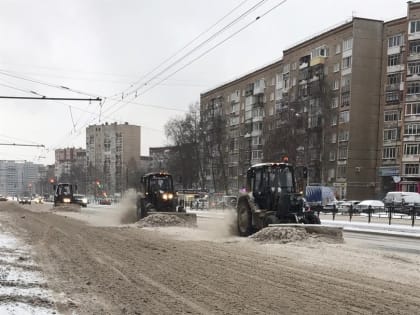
[63,198,71,203]
[162,193,174,200]
[82,198,87,204]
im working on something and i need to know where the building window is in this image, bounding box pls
[331,115,337,126]
[407,82,420,95]
[409,40,420,54]
[331,96,339,108]
[384,110,399,121]
[339,111,349,123]
[383,147,396,159]
[342,38,353,51]
[404,143,419,155]
[291,62,297,70]
[404,163,419,175]
[385,91,401,104]
[338,130,349,142]
[311,46,329,58]
[404,123,420,135]
[388,54,401,66]
[270,92,274,101]
[331,132,337,143]
[333,79,339,90]
[384,129,397,141]
[337,165,346,178]
[252,150,262,159]
[329,151,336,161]
[333,63,340,72]
[388,34,403,47]
[104,137,111,152]
[410,20,420,34]
[335,44,341,54]
[408,62,420,75]
[387,73,402,85]
[406,102,420,115]
[342,56,352,69]
[338,146,348,160]
[252,136,262,146]
[341,93,350,107]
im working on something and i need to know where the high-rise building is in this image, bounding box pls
[54,147,86,180]
[86,122,140,196]
[0,160,43,197]
[201,3,420,199]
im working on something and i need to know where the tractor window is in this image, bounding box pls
[279,168,293,192]
[253,169,262,194]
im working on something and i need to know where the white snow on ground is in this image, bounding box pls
[0,228,61,315]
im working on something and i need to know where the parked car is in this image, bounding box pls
[32,196,43,204]
[383,191,420,206]
[99,198,112,205]
[73,194,88,207]
[355,200,384,212]
[338,200,360,213]
[323,200,345,212]
[19,197,31,205]
[0,195,7,201]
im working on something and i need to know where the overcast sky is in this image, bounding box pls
[0,0,410,165]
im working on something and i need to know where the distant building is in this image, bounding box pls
[0,160,43,197]
[149,146,175,172]
[86,122,141,196]
[54,147,86,180]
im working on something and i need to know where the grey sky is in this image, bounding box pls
[0,0,409,164]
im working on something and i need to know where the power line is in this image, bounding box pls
[100,0,268,118]
[0,96,102,101]
[0,143,45,148]
[107,0,288,117]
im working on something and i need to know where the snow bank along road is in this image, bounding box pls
[1,202,420,314]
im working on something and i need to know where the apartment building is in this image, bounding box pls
[54,147,86,180]
[201,16,385,199]
[378,1,420,194]
[0,160,43,197]
[86,122,141,196]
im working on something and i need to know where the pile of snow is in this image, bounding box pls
[250,226,344,243]
[251,226,309,243]
[137,213,195,228]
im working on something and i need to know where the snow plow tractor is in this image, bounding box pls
[53,183,80,209]
[136,172,197,225]
[237,161,326,237]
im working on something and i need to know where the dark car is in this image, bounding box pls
[73,194,88,207]
[99,198,111,205]
[0,195,7,201]
[19,197,31,205]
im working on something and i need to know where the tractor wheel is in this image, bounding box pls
[237,202,253,236]
[136,199,148,220]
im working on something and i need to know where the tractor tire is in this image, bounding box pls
[237,202,253,236]
[136,199,148,220]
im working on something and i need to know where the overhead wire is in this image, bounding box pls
[106,0,288,118]
[98,0,268,122]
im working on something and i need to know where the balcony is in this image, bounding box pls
[386,83,404,91]
[408,52,420,61]
[310,56,325,67]
[387,64,405,73]
[402,155,420,163]
[341,68,352,76]
[387,46,401,55]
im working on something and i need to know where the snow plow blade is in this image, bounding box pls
[268,224,343,239]
[53,203,81,212]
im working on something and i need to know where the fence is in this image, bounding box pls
[320,203,420,227]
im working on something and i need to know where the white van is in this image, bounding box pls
[383,191,420,205]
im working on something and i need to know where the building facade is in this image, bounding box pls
[201,9,420,199]
[0,160,43,197]
[86,122,141,196]
[54,147,86,180]
[378,2,420,195]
